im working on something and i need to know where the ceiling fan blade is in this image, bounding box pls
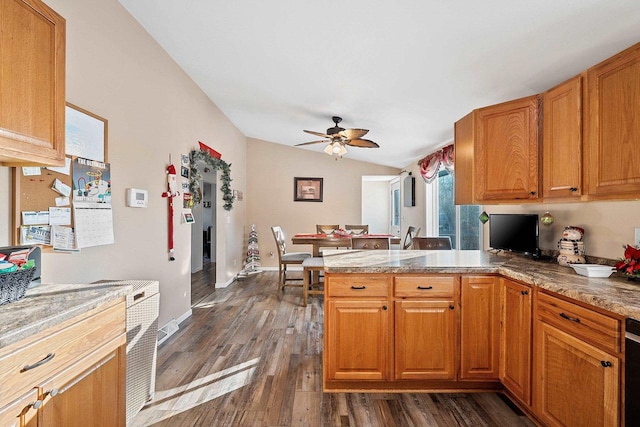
[339,128,369,139]
[295,139,329,146]
[344,138,379,148]
[304,129,331,138]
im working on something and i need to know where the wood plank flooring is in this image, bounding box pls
[131,271,535,427]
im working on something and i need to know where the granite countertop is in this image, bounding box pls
[0,281,133,349]
[321,250,640,319]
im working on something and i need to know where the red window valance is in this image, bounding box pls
[417,144,454,183]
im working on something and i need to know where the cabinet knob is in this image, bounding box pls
[449,305,455,310]
[31,400,43,410]
[44,388,59,398]
[530,191,536,196]
[521,290,529,295]
[570,187,578,192]
[601,361,613,368]
[382,305,388,310]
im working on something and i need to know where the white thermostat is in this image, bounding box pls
[126,188,148,208]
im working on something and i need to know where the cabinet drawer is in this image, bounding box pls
[536,292,621,353]
[0,301,125,409]
[395,276,455,298]
[327,275,390,298]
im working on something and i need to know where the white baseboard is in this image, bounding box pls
[157,309,192,346]
[215,275,237,288]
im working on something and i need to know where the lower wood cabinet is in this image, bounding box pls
[0,300,126,427]
[325,299,390,381]
[395,300,456,380]
[534,321,619,427]
[460,276,500,380]
[500,278,532,406]
[534,291,622,427]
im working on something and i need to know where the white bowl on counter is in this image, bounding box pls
[570,264,616,278]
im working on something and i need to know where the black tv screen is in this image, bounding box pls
[489,214,539,256]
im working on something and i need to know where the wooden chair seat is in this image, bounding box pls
[302,257,324,307]
[271,226,311,290]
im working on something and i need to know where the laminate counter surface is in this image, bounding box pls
[322,250,640,319]
[0,281,132,348]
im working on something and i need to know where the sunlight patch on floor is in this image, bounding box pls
[135,357,260,424]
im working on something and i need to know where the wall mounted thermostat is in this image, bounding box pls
[126,188,148,208]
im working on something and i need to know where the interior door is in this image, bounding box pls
[390,179,401,237]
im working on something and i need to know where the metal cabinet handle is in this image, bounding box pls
[521,290,529,295]
[43,388,59,399]
[22,353,55,372]
[601,361,612,368]
[449,305,455,310]
[559,312,580,323]
[570,187,578,192]
[133,291,145,301]
[417,286,433,290]
[350,285,366,290]
[530,191,536,196]
[382,305,388,310]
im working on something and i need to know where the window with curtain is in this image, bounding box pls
[419,145,482,250]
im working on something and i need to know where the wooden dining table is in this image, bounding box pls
[291,233,401,256]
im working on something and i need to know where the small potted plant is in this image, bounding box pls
[615,244,640,281]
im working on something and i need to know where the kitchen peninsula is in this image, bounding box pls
[322,249,638,426]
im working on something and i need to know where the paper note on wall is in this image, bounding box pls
[49,207,71,225]
[73,202,114,248]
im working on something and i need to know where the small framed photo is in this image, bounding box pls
[180,166,189,178]
[183,212,194,223]
[294,177,323,202]
[181,154,189,165]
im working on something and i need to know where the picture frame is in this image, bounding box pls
[181,166,189,178]
[65,103,108,162]
[294,177,323,202]
[183,212,194,223]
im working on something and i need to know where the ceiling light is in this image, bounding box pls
[324,141,347,157]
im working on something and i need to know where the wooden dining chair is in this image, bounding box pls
[351,237,390,250]
[271,226,311,290]
[316,224,339,234]
[412,236,452,250]
[345,224,369,235]
[402,226,421,250]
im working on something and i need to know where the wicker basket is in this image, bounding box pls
[0,268,35,306]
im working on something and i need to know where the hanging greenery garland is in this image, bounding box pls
[189,149,234,210]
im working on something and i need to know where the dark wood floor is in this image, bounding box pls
[131,270,535,427]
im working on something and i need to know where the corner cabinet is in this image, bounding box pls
[455,95,540,204]
[534,291,622,427]
[542,75,583,199]
[584,42,640,199]
[500,278,532,406]
[0,0,66,166]
[460,276,500,380]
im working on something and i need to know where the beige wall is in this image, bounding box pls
[246,138,399,267]
[0,0,247,327]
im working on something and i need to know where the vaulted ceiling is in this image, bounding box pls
[119,0,640,168]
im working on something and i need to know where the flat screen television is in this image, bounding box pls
[489,214,540,257]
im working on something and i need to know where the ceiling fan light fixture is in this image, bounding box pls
[324,141,347,157]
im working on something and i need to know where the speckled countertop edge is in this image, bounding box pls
[322,250,640,319]
[0,282,133,349]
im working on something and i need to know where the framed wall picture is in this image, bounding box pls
[65,103,108,162]
[294,177,323,202]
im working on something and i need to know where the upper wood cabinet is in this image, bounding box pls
[584,42,640,199]
[455,95,540,204]
[0,0,66,166]
[542,75,583,199]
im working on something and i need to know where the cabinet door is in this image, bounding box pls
[0,389,39,427]
[475,95,540,201]
[500,279,532,405]
[395,300,456,380]
[325,300,389,381]
[40,346,126,427]
[0,0,65,166]
[460,276,500,379]
[542,75,583,198]
[585,43,640,198]
[534,321,619,427]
